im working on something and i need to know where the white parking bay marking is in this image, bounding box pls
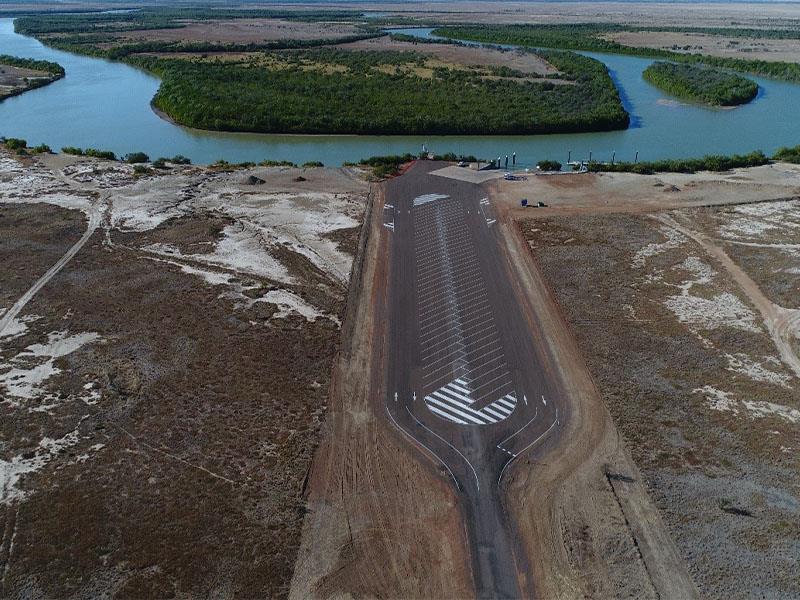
[413,193,450,207]
[414,194,519,425]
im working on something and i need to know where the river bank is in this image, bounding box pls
[2,18,800,165]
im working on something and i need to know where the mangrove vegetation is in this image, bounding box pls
[586,150,769,173]
[643,62,758,106]
[132,48,629,135]
[432,25,800,83]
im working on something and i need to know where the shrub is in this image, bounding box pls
[588,150,769,174]
[537,160,562,171]
[359,153,416,178]
[258,159,296,167]
[4,138,27,150]
[773,145,800,164]
[302,160,324,168]
[85,148,116,160]
[124,151,149,163]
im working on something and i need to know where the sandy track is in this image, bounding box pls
[290,185,472,599]
[657,213,800,379]
[0,207,99,337]
[494,205,698,599]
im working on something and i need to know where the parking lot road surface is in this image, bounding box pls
[384,162,565,598]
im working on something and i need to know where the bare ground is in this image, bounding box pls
[341,35,560,77]
[294,1,800,28]
[495,208,696,599]
[111,19,366,44]
[490,163,800,220]
[0,150,368,597]
[7,1,800,28]
[513,189,799,597]
[0,64,59,101]
[606,30,800,64]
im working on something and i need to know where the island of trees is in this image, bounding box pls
[133,48,629,136]
[642,62,758,106]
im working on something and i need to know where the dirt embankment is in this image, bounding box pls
[0,150,368,597]
[290,184,473,599]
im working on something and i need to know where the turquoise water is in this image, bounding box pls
[0,18,798,166]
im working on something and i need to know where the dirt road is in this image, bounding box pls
[0,207,98,336]
[657,213,800,378]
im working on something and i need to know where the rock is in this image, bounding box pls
[244,175,265,185]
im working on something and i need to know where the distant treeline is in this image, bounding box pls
[13,9,365,35]
[643,62,758,106]
[433,25,800,83]
[130,48,629,136]
[388,33,468,46]
[14,9,381,59]
[642,25,800,41]
[0,54,64,75]
[32,33,383,60]
[586,150,770,174]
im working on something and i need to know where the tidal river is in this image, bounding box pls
[1,19,800,166]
